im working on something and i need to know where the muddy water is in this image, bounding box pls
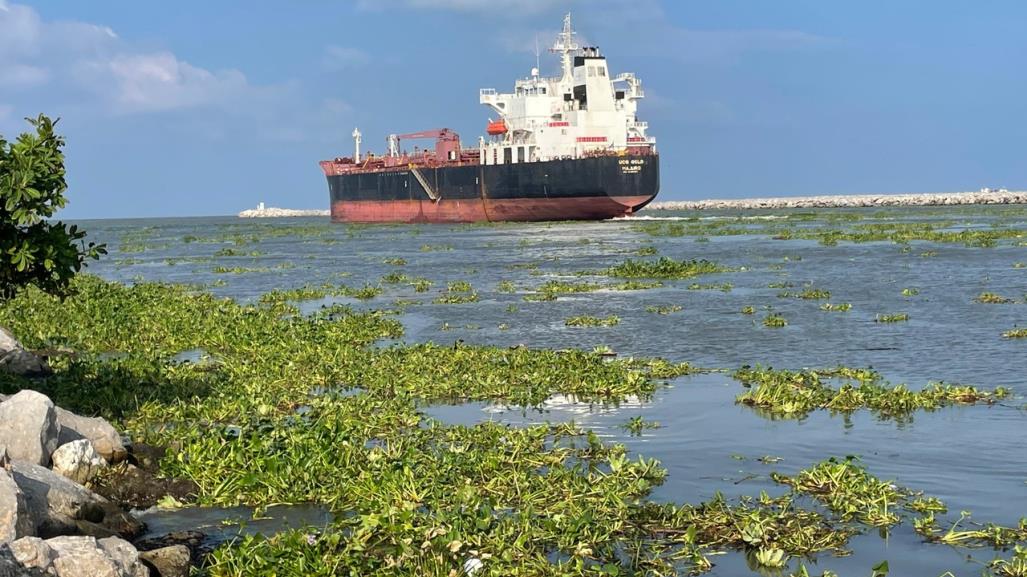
[80,206,1027,575]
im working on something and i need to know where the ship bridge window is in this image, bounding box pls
[588,67,596,78]
[540,87,547,94]
[599,67,606,77]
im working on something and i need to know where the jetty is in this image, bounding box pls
[646,188,1027,211]
[238,202,329,218]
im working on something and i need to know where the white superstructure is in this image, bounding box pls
[478,14,655,166]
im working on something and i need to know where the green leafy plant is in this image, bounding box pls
[0,114,106,299]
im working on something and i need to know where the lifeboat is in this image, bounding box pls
[486,119,508,135]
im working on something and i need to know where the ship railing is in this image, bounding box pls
[479,88,497,96]
[629,121,649,130]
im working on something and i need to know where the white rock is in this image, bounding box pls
[0,467,34,543]
[10,537,55,572]
[51,440,107,485]
[0,328,20,354]
[55,409,127,464]
[0,391,59,467]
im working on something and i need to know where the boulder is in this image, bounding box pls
[0,392,59,467]
[139,545,190,577]
[55,410,127,464]
[97,537,149,577]
[0,329,20,354]
[51,441,107,485]
[9,538,54,572]
[8,461,141,540]
[0,329,49,377]
[46,536,147,577]
[0,544,48,577]
[0,351,49,378]
[0,466,34,543]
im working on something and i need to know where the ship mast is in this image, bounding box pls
[550,13,579,82]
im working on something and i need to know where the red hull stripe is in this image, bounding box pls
[331,196,653,223]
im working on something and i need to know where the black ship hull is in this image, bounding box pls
[326,154,659,223]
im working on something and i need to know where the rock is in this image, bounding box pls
[55,410,127,464]
[135,530,205,567]
[0,329,20,355]
[46,536,147,577]
[97,537,148,577]
[9,538,54,572]
[139,545,190,577]
[0,351,49,378]
[0,544,48,577]
[0,466,34,543]
[0,392,59,467]
[51,441,107,485]
[9,461,142,540]
[0,329,50,378]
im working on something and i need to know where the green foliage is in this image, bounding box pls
[734,366,1008,420]
[603,257,725,280]
[564,315,620,327]
[875,313,909,323]
[0,114,105,299]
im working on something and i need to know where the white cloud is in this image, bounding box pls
[0,2,300,119]
[322,45,370,71]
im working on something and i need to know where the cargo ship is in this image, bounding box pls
[319,14,659,223]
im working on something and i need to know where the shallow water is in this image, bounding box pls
[78,206,1027,575]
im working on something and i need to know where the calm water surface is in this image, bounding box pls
[78,207,1027,576]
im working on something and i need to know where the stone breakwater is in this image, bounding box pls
[646,189,1027,211]
[237,207,329,218]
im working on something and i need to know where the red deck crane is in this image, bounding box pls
[393,128,461,162]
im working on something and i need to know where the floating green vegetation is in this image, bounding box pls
[382,257,407,266]
[622,415,660,435]
[976,292,1015,304]
[741,306,756,315]
[212,265,270,274]
[522,293,557,302]
[902,287,920,296]
[820,303,852,312]
[213,248,264,257]
[565,315,620,327]
[734,366,1008,419]
[537,280,603,295]
[1003,328,1027,339]
[768,281,793,289]
[338,283,383,300]
[778,287,831,300]
[380,272,409,284]
[763,313,788,328]
[259,286,328,304]
[496,280,516,293]
[636,245,659,256]
[689,282,733,292]
[610,280,664,291]
[1015,262,1026,269]
[645,305,683,315]
[410,278,433,293]
[433,292,479,305]
[446,280,473,293]
[773,457,903,527]
[603,257,726,280]
[875,313,909,323]
[419,243,453,252]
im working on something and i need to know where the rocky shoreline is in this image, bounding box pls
[645,189,1027,211]
[0,330,197,577]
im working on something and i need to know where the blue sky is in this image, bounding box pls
[1,1,1025,218]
